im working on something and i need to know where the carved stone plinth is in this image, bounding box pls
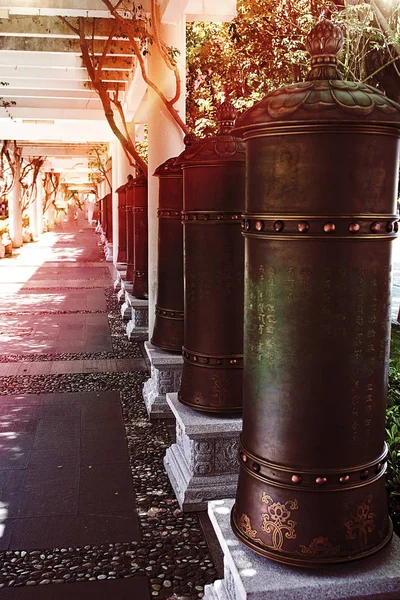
[164,393,241,512]
[204,499,400,600]
[113,264,127,291]
[104,242,113,262]
[125,295,148,341]
[142,342,183,419]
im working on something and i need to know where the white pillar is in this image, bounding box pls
[36,173,44,235]
[112,140,132,263]
[147,14,186,336]
[9,161,23,248]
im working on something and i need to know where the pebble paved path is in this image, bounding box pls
[0,215,221,599]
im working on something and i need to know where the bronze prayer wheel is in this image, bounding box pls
[151,155,184,352]
[132,173,148,299]
[178,101,245,413]
[116,181,128,263]
[125,177,135,281]
[104,192,112,242]
[231,20,400,566]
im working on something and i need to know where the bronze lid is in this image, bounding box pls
[179,100,245,166]
[234,19,400,133]
[115,182,129,193]
[133,171,147,187]
[153,156,181,177]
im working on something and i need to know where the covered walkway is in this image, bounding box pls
[0,216,220,599]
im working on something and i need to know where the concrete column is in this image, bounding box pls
[112,140,132,263]
[147,14,186,336]
[36,173,44,235]
[9,161,23,248]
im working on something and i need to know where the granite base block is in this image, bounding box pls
[204,499,400,600]
[125,297,148,341]
[142,342,183,419]
[113,264,127,291]
[164,394,241,512]
[104,242,113,262]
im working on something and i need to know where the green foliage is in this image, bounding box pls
[386,326,400,534]
[186,0,400,135]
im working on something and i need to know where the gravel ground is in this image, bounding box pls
[0,287,218,599]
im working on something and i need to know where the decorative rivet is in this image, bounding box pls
[371,222,381,233]
[217,214,224,220]
[298,221,309,233]
[339,475,350,484]
[241,453,248,463]
[375,463,382,473]
[192,214,198,220]
[255,220,264,231]
[394,221,399,233]
[166,211,170,216]
[316,477,327,485]
[360,469,369,479]
[241,221,246,231]
[245,220,250,231]
[349,222,360,233]
[386,222,394,233]
[162,311,167,315]
[274,220,284,232]
[252,462,260,473]
[193,356,198,362]
[216,359,223,365]
[204,214,209,220]
[232,214,239,220]
[170,312,175,317]
[230,359,237,365]
[324,222,335,233]
[203,358,209,364]
[291,475,302,484]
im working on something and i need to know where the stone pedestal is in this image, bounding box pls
[125,295,148,341]
[114,264,127,291]
[164,393,242,512]
[142,342,183,419]
[105,242,113,262]
[204,499,400,600]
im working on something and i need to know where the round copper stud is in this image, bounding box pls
[349,222,360,233]
[166,211,170,216]
[386,222,394,233]
[216,359,223,365]
[291,475,302,484]
[252,462,260,473]
[316,477,327,486]
[192,214,198,221]
[375,463,382,473]
[339,475,350,484]
[230,359,237,365]
[217,214,224,220]
[203,357,209,364]
[394,221,399,233]
[241,453,248,463]
[298,221,309,233]
[323,222,335,233]
[193,356,198,362]
[232,214,239,220]
[162,311,167,315]
[240,221,245,231]
[273,220,284,232]
[255,220,264,231]
[360,469,369,480]
[370,222,381,233]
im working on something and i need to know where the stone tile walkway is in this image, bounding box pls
[0,217,150,599]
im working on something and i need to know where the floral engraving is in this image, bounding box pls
[344,495,375,549]
[238,514,261,541]
[299,536,341,557]
[261,493,298,552]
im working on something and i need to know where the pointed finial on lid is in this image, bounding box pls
[306,19,344,81]
[216,98,237,135]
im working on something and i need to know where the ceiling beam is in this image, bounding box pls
[0,78,124,91]
[19,143,99,158]
[0,51,133,69]
[0,37,135,54]
[0,15,127,38]
[1,66,130,81]
[0,106,106,119]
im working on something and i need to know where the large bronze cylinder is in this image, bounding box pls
[151,156,184,352]
[132,174,148,299]
[125,178,135,281]
[116,182,128,263]
[104,192,112,242]
[231,20,400,566]
[178,102,245,413]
